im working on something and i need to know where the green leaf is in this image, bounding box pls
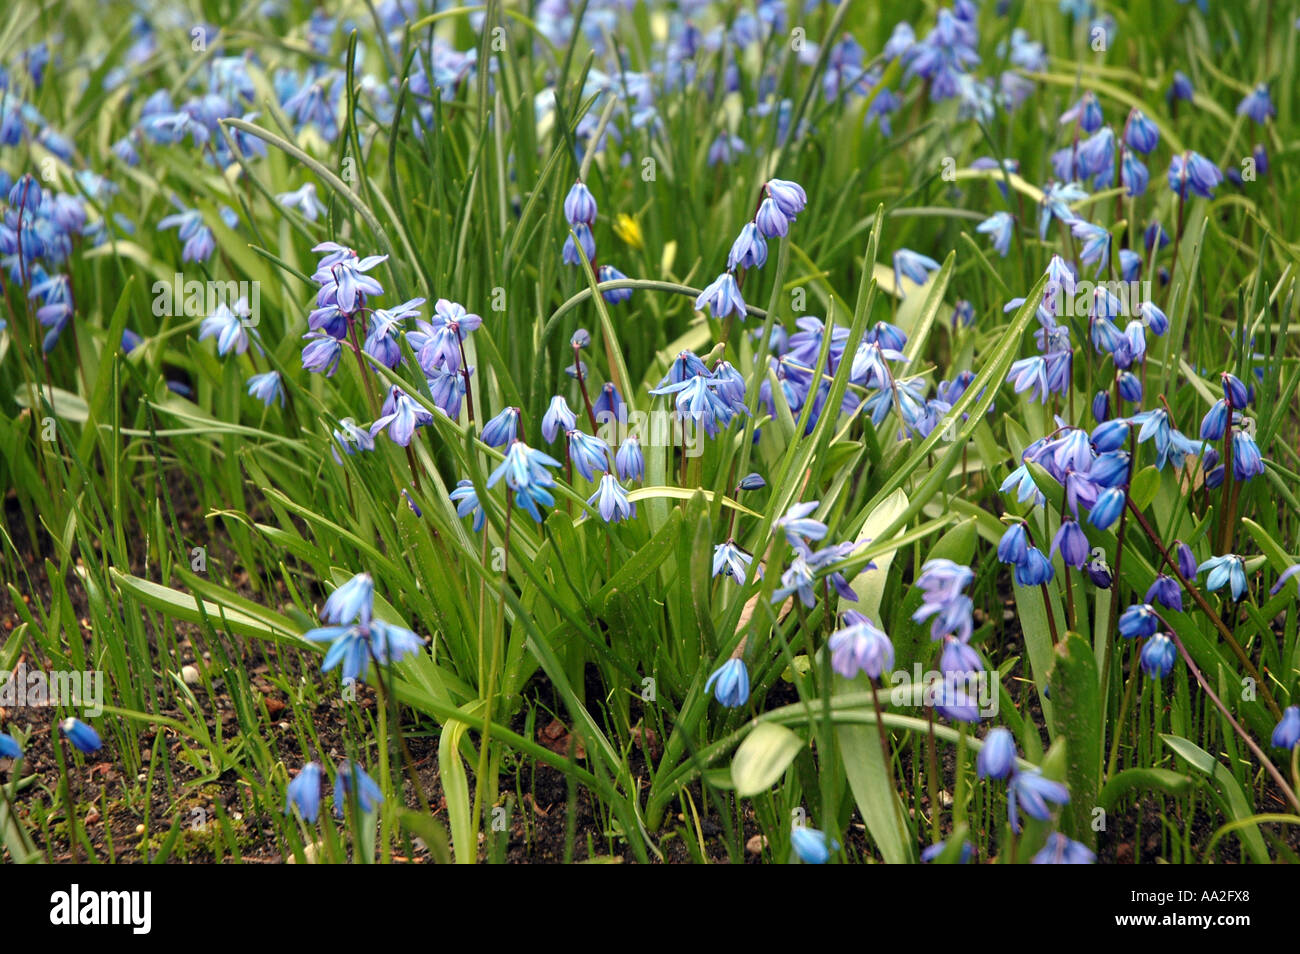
[1160,734,1269,862]
[439,720,476,865]
[1097,769,1193,812]
[1048,634,1101,848]
[731,723,804,797]
[596,508,680,608]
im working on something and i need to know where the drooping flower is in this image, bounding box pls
[1271,706,1300,750]
[705,658,749,707]
[285,762,323,823]
[1118,602,1159,639]
[1139,634,1177,679]
[322,572,374,625]
[246,371,284,407]
[588,472,634,523]
[977,211,1014,257]
[1032,833,1096,864]
[1007,768,1069,832]
[695,271,747,320]
[334,760,384,816]
[828,612,894,680]
[449,480,486,532]
[893,248,941,296]
[0,733,21,759]
[481,406,521,448]
[60,717,102,754]
[977,727,1017,781]
[789,825,839,864]
[712,540,753,584]
[1168,152,1223,200]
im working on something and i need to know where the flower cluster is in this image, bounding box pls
[695,177,807,322]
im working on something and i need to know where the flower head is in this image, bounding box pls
[285,762,323,822]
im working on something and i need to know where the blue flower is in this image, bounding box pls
[563,180,597,225]
[1118,603,1159,639]
[541,397,576,443]
[1091,419,1129,453]
[765,178,807,218]
[707,132,746,166]
[1050,519,1090,569]
[695,271,747,320]
[588,472,635,523]
[921,838,973,863]
[1145,574,1182,612]
[562,223,596,264]
[314,249,387,314]
[1168,71,1194,103]
[828,612,894,680]
[369,385,434,447]
[1015,547,1054,586]
[1271,706,1300,750]
[332,418,374,456]
[323,572,374,625]
[487,440,562,522]
[481,406,520,447]
[1199,400,1228,441]
[285,762,323,823]
[1080,481,1121,529]
[450,480,486,532]
[1008,768,1069,832]
[774,500,828,549]
[997,523,1029,566]
[773,550,818,607]
[246,371,283,407]
[567,429,610,482]
[1270,564,1300,596]
[1140,634,1177,679]
[712,540,753,584]
[198,301,250,356]
[1221,373,1249,408]
[1124,108,1159,153]
[977,211,1014,257]
[789,825,839,864]
[334,760,384,817]
[737,472,766,491]
[977,727,1017,780]
[705,658,749,707]
[893,248,941,296]
[1232,430,1264,480]
[306,618,422,683]
[276,183,326,221]
[614,436,644,482]
[592,382,626,421]
[727,223,768,270]
[754,197,789,238]
[1237,84,1274,124]
[60,717,102,754]
[1032,833,1096,864]
[1072,220,1110,274]
[0,732,23,759]
[158,207,216,263]
[597,264,633,303]
[1060,90,1103,131]
[1038,181,1088,239]
[1199,554,1247,600]
[1168,152,1223,200]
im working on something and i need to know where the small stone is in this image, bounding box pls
[181,665,200,685]
[745,834,768,855]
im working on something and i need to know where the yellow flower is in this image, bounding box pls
[613,213,644,250]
